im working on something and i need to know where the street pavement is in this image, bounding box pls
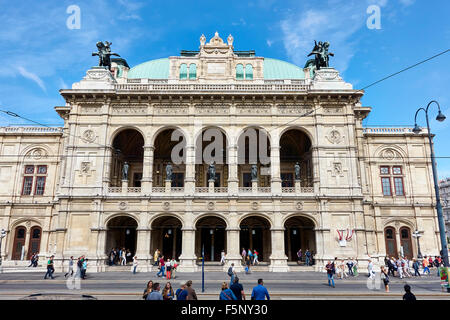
[0,270,449,300]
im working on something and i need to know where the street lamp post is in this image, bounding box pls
[413,100,449,273]
[412,230,422,259]
[0,229,6,272]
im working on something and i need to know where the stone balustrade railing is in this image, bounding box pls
[0,127,62,134]
[115,83,310,92]
[362,127,425,134]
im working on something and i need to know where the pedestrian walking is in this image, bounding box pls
[251,279,270,300]
[402,284,416,300]
[81,258,88,279]
[248,249,253,265]
[346,257,354,276]
[412,258,421,276]
[33,254,39,267]
[165,258,172,280]
[170,258,178,279]
[28,253,35,267]
[241,248,247,265]
[121,248,126,266]
[132,255,138,274]
[146,282,163,300]
[305,249,311,266]
[396,259,403,279]
[227,263,236,287]
[142,280,153,300]
[176,282,188,300]
[162,282,174,300]
[230,276,245,300]
[156,255,165,277]
[422,256,430,275]
[44,255,55,279]
[368,259,375,279]
[297,249,302,264]
[220,250,226,265]
[185,280,198,300]
[325,261,335,288]
[253,250,259,265]
[154,249,160,266]
[64,256,74,278]
[380,266,390,292]
[220,282,237,300]
[245,255,251,274]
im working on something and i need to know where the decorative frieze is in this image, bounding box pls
[195,104,230,115]
[277,104,313,115]
[154,104,189,115]
[236,104,271,115]
[111,104,148,114]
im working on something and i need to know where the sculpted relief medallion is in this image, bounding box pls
[326,129,343,144]
[82,129,96,143]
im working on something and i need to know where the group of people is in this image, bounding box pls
[155,254,178,280]
[332,257,359,279]
[109,247,132,266]
[143,280,197,300]
[385,255,444,278]
[296,249,315,266]
[28,252,39,267]
[44,255,88,280]
[240,248,260,271]
[220,278,270,300]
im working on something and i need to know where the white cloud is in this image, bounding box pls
[280,0,388,72]
[399,0,415,6]
[266,39,273,47]
[17,66,46,92]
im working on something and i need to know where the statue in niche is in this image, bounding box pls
[122,162,129,181]
[166,162,173,181]
[251,164,258,181]
[208,162,216,181]
[294,162,301,180]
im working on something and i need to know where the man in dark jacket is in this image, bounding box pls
[185,280,197,300]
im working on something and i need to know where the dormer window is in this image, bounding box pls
[245,64,253,80]
[236,64,253,80]
[179,63,188,79]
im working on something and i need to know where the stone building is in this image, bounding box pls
[439,178,450,243]
[0,33,443,272]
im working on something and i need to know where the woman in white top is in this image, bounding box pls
[220,251,226,265]
[132,256,138,274]
[121,250,126,266]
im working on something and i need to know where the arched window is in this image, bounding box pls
[245,64,253,80]
[236,64,244,80]
[179,63,187,80]
[188,64,197,79]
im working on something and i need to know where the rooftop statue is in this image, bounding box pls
[92,41,120,69]
[304,40,334,70]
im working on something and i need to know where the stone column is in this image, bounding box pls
[136,228,151,271]
[227,146,239,195]
[178,228,197,272]
[270,144,282,195]
[269,228,289,272]
[184,145,196,195]
[141,145,154,193]
[225,228,243,272]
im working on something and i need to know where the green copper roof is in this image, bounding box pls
[263,58,305,79]
[127,57,306,79]
[128,58,170,79]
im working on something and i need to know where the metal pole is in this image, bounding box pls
[424,109,450,269]
[202,244,205,293]
[0,229,6,273]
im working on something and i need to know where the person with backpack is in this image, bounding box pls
[412,258,421,276]
[219,282,237,300]
[325,261,335,288]
[227,263,235,286]
[380,266,390,292]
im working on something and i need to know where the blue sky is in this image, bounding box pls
[0,0,449,177]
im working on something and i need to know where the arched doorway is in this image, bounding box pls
[153,128,186,188]
[195,128,228,187]
[384,227,398,258]
[151,216,182,260]
[237,127,271,188]
[12,226,26,260]
[279,129,313,188]
[239,216,271,262]
[27,226,42,260]
[195,216,227,262]
[106,216,138,261]
[400,227,413,259]
[284,216,315,262]
[110,129,144,187]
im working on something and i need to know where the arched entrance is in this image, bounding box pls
[279,129,313,188]
[153,129,186,188]
[110,129,144,187]
[151,216,182,260]
[284,216,315,262]
[105,216,138,261]
[195,128,228,187]
[12,226,26,260]
[384,227,398,258]
[239,216,271,262]
[237,127,271,188]
[400,227,413,259]
[27,226,42,260]
[195,216,227,262]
